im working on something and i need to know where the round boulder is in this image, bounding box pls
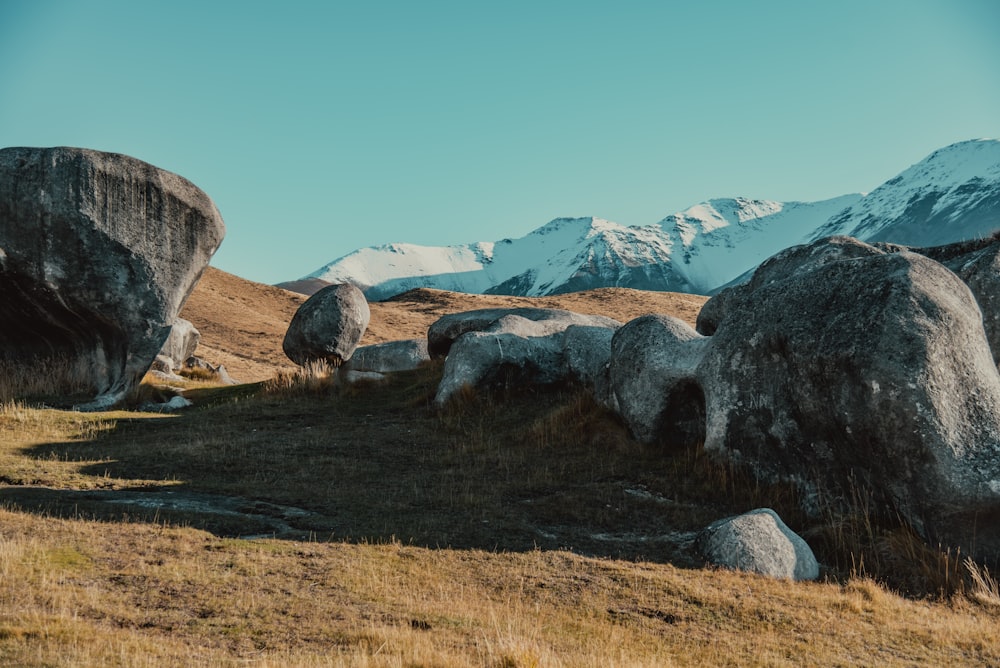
[282,283,371,366]
[696,508,819,581]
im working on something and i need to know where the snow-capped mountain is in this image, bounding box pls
[810,139,1000,246]
[294,139,1000,298]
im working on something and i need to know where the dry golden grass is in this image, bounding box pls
[2,268,997,665]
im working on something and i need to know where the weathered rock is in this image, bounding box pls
[910,234,1000,368]
[282,283,370,366]
[561,325,618,408]
[614,236,1000,544]
[159,318,200,370]
[339,369,387,385]
[609,314,709,445]
[0,147,225,408]
[342,338,429,374]
[696,508,819,581]
[428,307,621,359]
[432,310,621,406]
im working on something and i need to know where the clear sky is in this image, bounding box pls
[1,0,998,284]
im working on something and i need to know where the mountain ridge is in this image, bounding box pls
[289,139,1000,298]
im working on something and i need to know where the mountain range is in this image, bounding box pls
[284,139,1000,299]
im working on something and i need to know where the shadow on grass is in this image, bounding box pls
[3,364,803,570]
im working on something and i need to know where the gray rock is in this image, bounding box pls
[432,310,621,406]
[342,338,429,374]
[159,318,201,370]
[428,307,621,359]
[609,314,709,445]
[907,234,1000,368]
[282,283,370,366]
[0,147,225,408]
[339,369,387,385]
[613,236,1000,543]
[696,508,819,581]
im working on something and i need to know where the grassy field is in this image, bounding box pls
[2,363,999,667]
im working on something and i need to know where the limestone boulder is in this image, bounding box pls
[612,236,1000,545]
[695,508,819,581]
[342,338,430,374]
[910,234,1000,367]
[432,310,621,406]
[609,314,709,445]
[0,147,225,408]
[282,283,370,366]
[428,307,620,359]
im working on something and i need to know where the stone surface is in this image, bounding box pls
[432,309,621,406]
[282,283,370,366]
[613,236,1000,544]
[159,318,201,370]
[609,314,709,445]
[695,508,819,581]
[428,307,621,359]
[910,234,1000,368]
[342,338,429,374]
[0,146,225,408]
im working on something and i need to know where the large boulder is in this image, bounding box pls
[613,236,1000,545]
[342,338,430,374]
[431,309,621,406]
[282,283,370,367]
[695,508,819,581]
[428,307,621,359]
[0,147,225,408]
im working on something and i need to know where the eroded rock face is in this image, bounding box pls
[431,309,622,406]
[696,508,819,581]
[158,318,201,372]
[342,338,429,374]
[609,314,709,445]
[912,234,1000,367]
[0,147,225,408]
[282,283,370,366]
[613,236,1000,543]
[427,307,621,359]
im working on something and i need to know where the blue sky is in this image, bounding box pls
[1,1,998,284]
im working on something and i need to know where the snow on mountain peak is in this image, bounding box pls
[810,138,1000,246]
[297,139,1000,299]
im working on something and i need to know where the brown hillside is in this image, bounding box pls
[181,266,709,382]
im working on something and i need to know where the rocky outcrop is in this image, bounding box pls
[427,308,621,359]
[342,338,430,374]
[696,508,819,581]
[282,283,370,366]
[613,236,1000,544]
[431,309,621,406]
[0,147,225,408]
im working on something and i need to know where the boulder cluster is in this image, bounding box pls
[419,234,1000,570]
[4,145,997,577]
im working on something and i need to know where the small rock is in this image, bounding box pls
[696,508,819,581]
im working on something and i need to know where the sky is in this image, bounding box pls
[1,1,998,284]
